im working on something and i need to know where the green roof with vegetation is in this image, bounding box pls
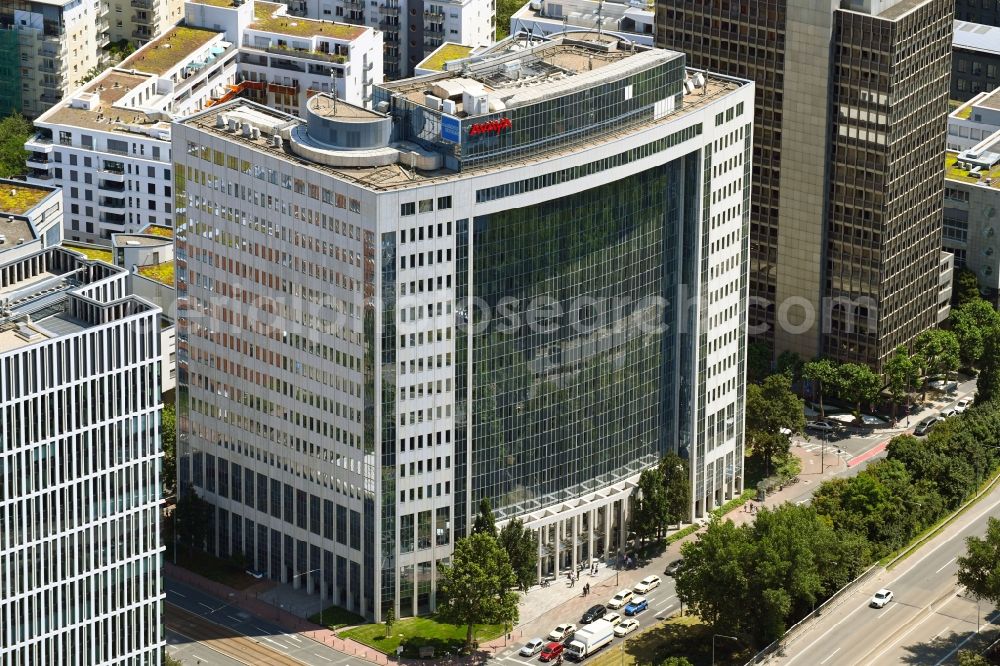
[0,184,51,215]
[65,243,113,263]
[419,43,473,71]
[142,225,174,238]
[120,26,221,76]
[138,261,175,286]
[252,1,364,39]
[954,105,973,120]
[946,152,1000,188]
[189,0,238,7]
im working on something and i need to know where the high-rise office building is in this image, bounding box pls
[174,33,752,621]
[0,180,165,665]
[657,0,953,371]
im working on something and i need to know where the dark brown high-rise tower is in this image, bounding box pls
[657,0,953,371]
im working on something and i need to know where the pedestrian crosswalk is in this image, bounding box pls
[795,441,852,458]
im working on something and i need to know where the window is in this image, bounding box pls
[401,202,416,216]
[437,196,451,209]
[349,198,361,213]
[418,199,433,213]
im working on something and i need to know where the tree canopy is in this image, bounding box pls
[955,268,982,306]
[498,518,538,592]
[746,373,805,472]
[957,516,1000,608]
[834,362,881,420]
[472,497,497,537]
[162,401,177,497]
[803,358,837,419]
[913,329,960,395]
[950,299,1000,369]
[436,532,520,648]
[747,341,772,384]
[975,326,1000,405]
[0,113,31,179]
[884,347,919,420]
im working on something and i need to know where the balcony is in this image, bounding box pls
[98,196,126,210]
[240,39,348,64]
[344,0,365,7]
[38,61,66,75]
[132,30,153,40]
[131,13,153,25]
[267,81,299,95]
[99,212,126,225]
[378,19,400,30]
[424,7,444,18]
[40,77,64,90]
[26,155,50,170]
[96,18,109,31]
[424,23,444,34]
[98,179,126,192]
[25,135,53,153]
[40,93,62,105]
[130,0,156,8]
[379,2,400,13]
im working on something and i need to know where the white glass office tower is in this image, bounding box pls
[175,33,753,621]
[0,194,164,664]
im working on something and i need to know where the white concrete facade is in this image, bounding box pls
[0,243,164,665]
[174,35,752,622]
[510,0,655,47]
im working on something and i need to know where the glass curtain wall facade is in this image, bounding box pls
[467,159,693,520]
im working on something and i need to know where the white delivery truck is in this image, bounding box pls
[566,619,614,660]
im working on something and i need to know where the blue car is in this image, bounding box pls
[623,596,648,616]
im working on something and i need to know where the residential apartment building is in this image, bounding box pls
[25,0,381,244]
[944,88,1000,300]
[0,0,110,118]
[656,0,953,372]
[0,181,165,665]
[288,0,492,79]
[510,0,655,46]
[174,33,753,621]
[110,0,184,44]
[952,20,1000,102]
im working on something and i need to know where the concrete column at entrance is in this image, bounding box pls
[571,514,579,575]
[537,528,543,583]
[587,509,594,568]
[602,504,610,561]
[618,498,628,555]
[553,521,561,576]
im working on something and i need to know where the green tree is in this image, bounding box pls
[884,347,919,422]
[913,329,960,398]
[803,358,838,419]
[472,497,496,537]
[957,516,1000,608]
[495,0,521,39]
[436,532,520,649]
[0,113,32,178]
[747,341,772,384]
[383,605,395,638]
[834,363,881,421]
[746,374,805,474]
[951,299,1000,368]
[659,658,694,666]
[175,487,213,551]
[975,327,1000,405]
[659,452,691,526]
[632,467,670,543]
[957,650,989,666]
[161,402,177,497]
[955,268,982,306]
[498,518,538,592]
[163,654,184,666]
[776,350,804,385]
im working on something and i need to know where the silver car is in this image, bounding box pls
[519,638,545,657]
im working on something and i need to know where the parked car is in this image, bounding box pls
[633,575,661,594]
[614,618,640,637]
[665,559,684,576]
[870,588,894,608]
[603,611,623,626]
[582,604,608,624]
[806,420,836,432]
[539,642,564,662]
[914,415,944,436]
[623,597,648,616]
[940,407,959,418]
[519,638,545,657]
[546,623,576,642]
[607,589,634,609]
[956,397,972,413]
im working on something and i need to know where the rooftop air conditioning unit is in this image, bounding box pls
[242,122,252,137]
[250,127,261,140]
[442,99,457,115]
[216,114,227,128]
[693,73,705,88]
[424,94,442,111]
[272,135,283,148]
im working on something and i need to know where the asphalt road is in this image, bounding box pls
[777,483,1000,666]
[165,578,354,666]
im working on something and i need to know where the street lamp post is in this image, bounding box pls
[712,634,739,666]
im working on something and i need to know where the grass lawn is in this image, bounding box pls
[583,614,751,666]
[309,605,366,631]
[174,547,259,591]
[339,615,505,658]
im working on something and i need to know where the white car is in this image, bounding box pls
[546,623,577,642]
[956,398,972,413]
[614,618,640,637]
[519,638,545,657]
[940,407,959,419]
[870,589,894,608]
[806,420,836,432]
[603,611,622,626]
[607,589,634,609]
[633,575,661,594]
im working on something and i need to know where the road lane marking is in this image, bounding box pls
[819,648,840,664]
[656,595,676,608]
[935,557,956,574]
[286,635,303,643]
[933,626,951,639]
[314,655,333,662]
[170,590,187,598]
[262,636,284,648]
[199,602,215,612]
[877,603,898,618]
[933,629,981,666]
[227,614,242,623]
